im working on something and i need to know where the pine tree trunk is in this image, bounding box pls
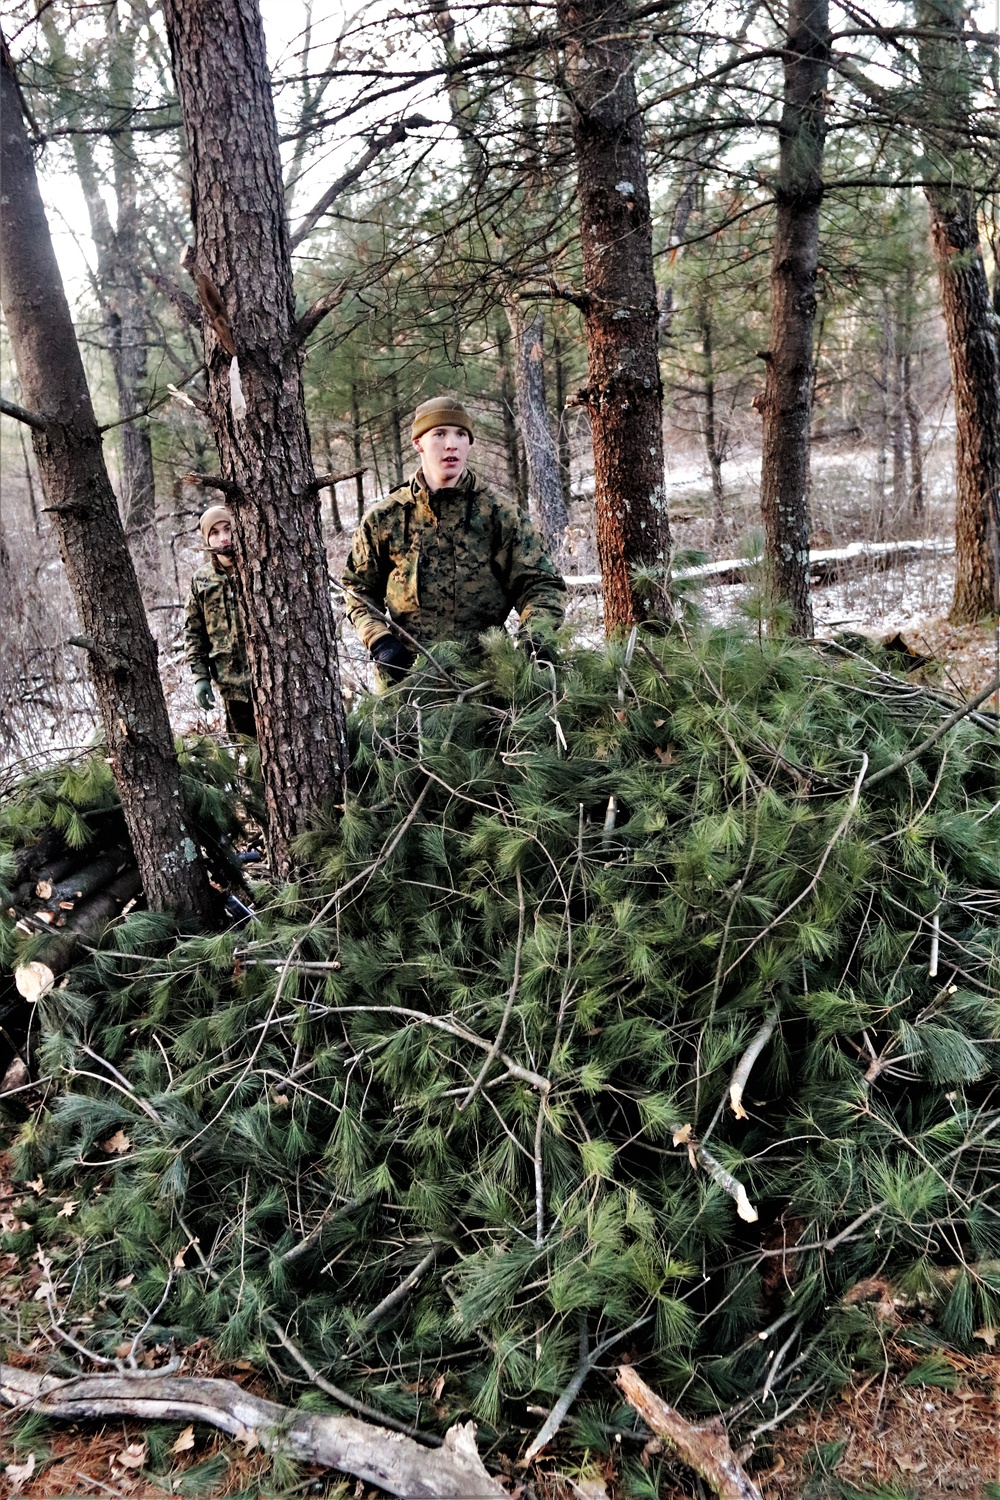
[160,0,348,877]
[385,300,405,486]
[917,0,1000,622]
[507,304,568,553]
[758,0,830,636]
[558,0,671,631]
[0,37,213,927]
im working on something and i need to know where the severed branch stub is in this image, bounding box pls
[616,1366,763,1500]
[0,1364,508,1500]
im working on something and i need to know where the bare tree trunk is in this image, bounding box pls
[41,6,160,593]
[758,0,829,635]
[903,349,925,521]
[385,298,405,486]
[557,0,671,630]
[553,331,573,513]
[495,320,525,508]
[160,0,348,878]
[0,37,213,926]
[507,304,568,552]
[917,0,1000,622]
[696,291,726,544]
[352,382,366,523]
[889,330,908,524]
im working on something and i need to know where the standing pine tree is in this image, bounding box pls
[160,0,349,877]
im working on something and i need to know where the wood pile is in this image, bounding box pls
[5,814,142,1003]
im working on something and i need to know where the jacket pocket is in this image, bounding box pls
[386,552,421,619]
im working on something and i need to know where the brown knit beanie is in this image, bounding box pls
[199,504,233,544]
[411,396,475,445]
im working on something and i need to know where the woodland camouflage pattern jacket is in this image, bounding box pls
[183,559,251,701]
[342,469,567,652]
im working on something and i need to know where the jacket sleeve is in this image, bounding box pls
[500,511,568,633]
[183,581,212,681]
[342,515,393,651]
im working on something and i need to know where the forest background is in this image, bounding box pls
[2,0,1000,1498]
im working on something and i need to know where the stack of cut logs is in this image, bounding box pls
[5,816,142,1003]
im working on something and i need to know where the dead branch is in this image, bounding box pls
[310,465,367,494]
[182,472,241,498]
[290,115,432,249]
[142,267,201,326]
[616,1366,763,1500]
[0,394,47,430]
[293,277,350,345]
[0,1364,507,1499]
[864,675,1000,788]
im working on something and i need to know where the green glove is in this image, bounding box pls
[195,679,216,712]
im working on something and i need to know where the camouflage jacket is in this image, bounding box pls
[183,558,250,700]
[342,469,566,652]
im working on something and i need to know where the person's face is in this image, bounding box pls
[414,425,471,491]
[207,519,233,557]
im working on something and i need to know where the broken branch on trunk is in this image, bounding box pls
[0,393,47,430]
[0,1364,507,1499]
[183,472,241,498]
[293,278,350,346]
[310,466,366,494]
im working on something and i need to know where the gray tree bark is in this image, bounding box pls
[757,0,830,636]
[507,304,568,553]
[40,6,160,592]
[0,35,213,926]
[557,0,672,630]
[160,0,349,878]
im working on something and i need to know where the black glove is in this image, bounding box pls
[370,636,414,684]
[524,633,558,667]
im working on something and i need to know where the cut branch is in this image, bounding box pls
[864,676,1000,788]
[616,1366,763,1500]
[310,466,366,494]
[0,1364,507,1499]
[182,472,241,498]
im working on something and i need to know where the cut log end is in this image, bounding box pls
[14,960,57,1002]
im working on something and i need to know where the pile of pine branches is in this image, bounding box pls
[2,627,1000,1482]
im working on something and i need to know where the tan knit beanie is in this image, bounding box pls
[411,396,475,445]
[199,504,233,544]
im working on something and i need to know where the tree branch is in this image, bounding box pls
[0,394,46,431]
[310,465,366,493]
[183,472,241,498]
[293,278,350,345]
[864,676,1000,788]
[290,116,432,249]
[616,1366,763,1500]
[0,1364,507,1499]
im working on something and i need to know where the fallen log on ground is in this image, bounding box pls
[32,851,132,922]
[564,537,956,592]
[0,1365,507,1499]
[617,1367,763,1500]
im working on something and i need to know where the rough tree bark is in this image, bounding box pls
[160,0,349,877]
[0,37,213,926]
[496,320,526,508]
[507,304,568,552]
[557,0,671,630]
[917,0,1000,623]
[757,0,830,635]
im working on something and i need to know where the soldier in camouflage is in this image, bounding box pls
[342,396,566,684]
[183,505,256,737]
